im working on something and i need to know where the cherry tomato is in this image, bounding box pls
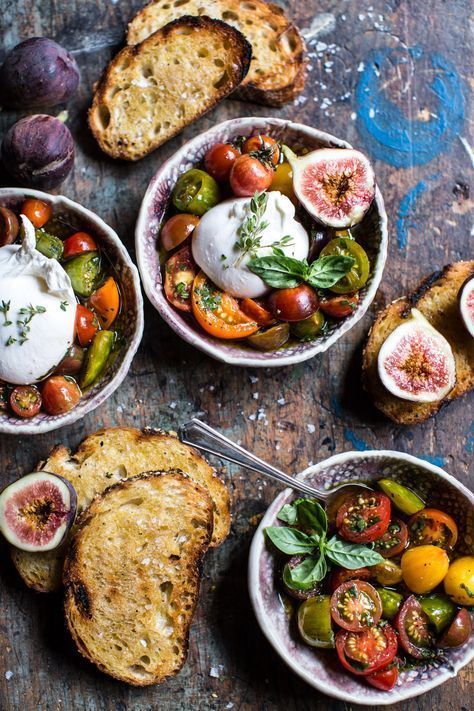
[42,376,82,415]
[62,232,98,261]
[268,284,319,322]
[408,508,458,550]
[54,344,86,375]
[246,322,290,351]
[75,304,99,347]
[443,556,474,605]
[164,246,197,312]
[366,658,399,691]
[335,624,398,676]
[320,237,370,294]
[88,276,120,329]
[395,595,433,659]
[330,581,382,631]
[160,214,200,252]
[229,154,273,197]
[374,518,409,558]
[0,381,9,412]
[372,560,403,587]
[20,198,52,228]
[270,162,296,202]
[319,293,359,318]
[192,271,259,339]
[204,143,240,182]
[401,545,449,594]
[438,609,472,648]
[336,491,391,544]
[330,567,372,593]
[0,206,19,246]
[240,298,275,326]
[243,134,280,166]
[9,385,42,418]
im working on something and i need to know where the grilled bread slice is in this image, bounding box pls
[64,471,213,685]
[126,0,306,106]
[11,427,230,592]
[89,15,251,160]
[363,261,474,424]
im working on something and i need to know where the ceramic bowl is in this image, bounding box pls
[0,188,144,435]
[248,450,474,705]
[135,117,388,367]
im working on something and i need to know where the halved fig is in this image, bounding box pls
[0,471,77,552]
[459,274,474,338]
[377,309,456,403]
[282,146,375,228]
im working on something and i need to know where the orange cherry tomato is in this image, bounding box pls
[161,214,200,252]
[63,232,98,261]
[204,143,240,182]
[88,277,120,329]
[319,294,359,318]
[75,304,99,346]
[20,198,52,228]
[240,298,275,326]
[243,134,280,166]
[408,508,458,550]
[191,271,259,339]
[401,545,449,594]
[42,376,82,415]
[229,154,273,197]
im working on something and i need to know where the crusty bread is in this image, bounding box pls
[11,427,230,592]
[126,0,306,106]
[64,471,213,685]
[363,261,474,424]
[89,15,251,160]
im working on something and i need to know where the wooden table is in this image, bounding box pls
[0,1,472,709]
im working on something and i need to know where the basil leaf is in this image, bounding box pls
[324,535,385,569]
[265,526,318,554]
[295,498,328,536]
[247,255,308,289]
[288,553,328,587]
[306,255,355,289]
[277,503,298,525]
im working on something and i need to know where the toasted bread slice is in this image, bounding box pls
[64,471,213,685]
[363,261,474,424]
[89,15,251,160]
[126,0,306,106]
[11,427,230,592]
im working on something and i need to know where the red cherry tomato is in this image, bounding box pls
[229,154,273,197]
[41,376,82,415]
[75,304,98,347]
[331,580,382,632]
[204,143,240,182]
[438,608,472,648]
[366,658,400,691]
[319,293,359,318]
[268,284,319,322]
[62,232,98,261]
[394,595,433,659]
[243,134,280,166]
[336,491,391,544]
[54,344,86,376]
[240,298,275,327]
[408,508,458,550]
[330,567,372,592]
[20,198,52,228]
[9,385,42,418]
[164,246,197,312]
[160,214,200,252]
[335,624,398,676]
[374,518,409,558]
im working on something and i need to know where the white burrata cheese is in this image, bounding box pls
[191,191,309,298]
[0,216,76,385]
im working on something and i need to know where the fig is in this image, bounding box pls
[1,114,75,189]
[459,274,474,338]
[377,309,456,403]
[0,471,77,552]
[283,146,375,228]
[0,37,80,109]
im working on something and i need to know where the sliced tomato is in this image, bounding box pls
[63,232,98,260]
[408,508,458,550]
[319,293,359,318]
[240,298,275,326]
[88,276,120,328]
[164,246,197,312]
[336,491,391,543]
[330,567,372,593]
[366,658,399,691]
[374,518,409,558]
[75,304,99,347]
[9,385,42,418]
[191,271,259,339]
[335,624,398,676]
[394,595,433,659]
[331,580,382,631]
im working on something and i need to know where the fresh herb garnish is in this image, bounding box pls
[233,191,270,267]
[175,282,190,300]
[0,300,12,326]
[248,253,356,290]
[60,301,69,311]
[6,335,17,346]
[16,304,47,344]
[195,284,221,312]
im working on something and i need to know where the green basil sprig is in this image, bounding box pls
[248,253,355,290]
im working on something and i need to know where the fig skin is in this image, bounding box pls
[1,114,75,189]
[0,37,80,109]
[458,274,474,338]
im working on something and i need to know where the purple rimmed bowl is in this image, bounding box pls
[248,450,474,705]
[135,117,388,367]
[0,188,144,435]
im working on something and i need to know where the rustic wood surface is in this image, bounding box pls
[0,1,472,709]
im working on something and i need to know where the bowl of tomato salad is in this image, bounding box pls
[135,117,388,366]
[249,450,474,704]
[0,188,143,434]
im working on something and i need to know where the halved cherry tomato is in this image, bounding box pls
[330,567,372,593]
[335,624,398,676]
[164,246,197,312]
[319,293,359,318]
[408,508,458,550]
[41,376,82,415]
[75,304,99,347]
[330,581,382,631]
[9,385,42,418]
[336,491,391,544]
[395,595,433,659]
[240,298,275,326]
[55,344,85,376]
[192,271,259,339]
[438,608,472,648]
[246,322,289,351]
[160,214,199,252]
[229,154,273,197]
[89,277,120,328]
[243,134,280,166]
[366,658,399,691]
[204,143,240,182]
[20,198,52,228]
[62,232,98,261]
[320,238,370,294]
[374,518,408,558]
[268,284,319,322]
[270,162,296,202]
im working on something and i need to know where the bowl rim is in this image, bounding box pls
[248,449,474,705]
[135,116,388,368]
[0,187,144,435]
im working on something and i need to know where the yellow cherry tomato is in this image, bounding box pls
[270,162,296,202]
[444,556,474,605]
[401,545,449,594]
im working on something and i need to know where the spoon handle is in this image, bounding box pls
[178,419,326,499]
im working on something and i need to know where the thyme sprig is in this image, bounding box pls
[16,304,47,345]
[0,300,12,326]
[233,191,270,267]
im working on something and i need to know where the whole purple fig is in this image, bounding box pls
[0,37,80,109]
[1,114,75,189]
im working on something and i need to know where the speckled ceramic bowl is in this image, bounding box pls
[249,450,474,705]
[0,188,144,435]
[135,117,388,367]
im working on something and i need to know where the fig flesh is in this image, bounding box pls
[0,471,77,552]
[283,146,375,228]
[377,309,456,403]
[459,274,474,338]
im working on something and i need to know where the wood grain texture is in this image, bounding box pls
[0,1,472,710]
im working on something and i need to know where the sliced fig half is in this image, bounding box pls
[459,274,474,338]
[282,146,375,228]
[377,309,456,403]
[0,471,77,552]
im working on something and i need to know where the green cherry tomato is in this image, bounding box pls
[290,311,325,341]
[320,237,370,294]
[35,229,64,260]
[377,588,403,620]
[246,322,290,351]
[64,252,101,298]
[419,594,456,634]
[172,168,220,216]
[81,330,114,388]
[378,479,425,516]
[298,595,335,648]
